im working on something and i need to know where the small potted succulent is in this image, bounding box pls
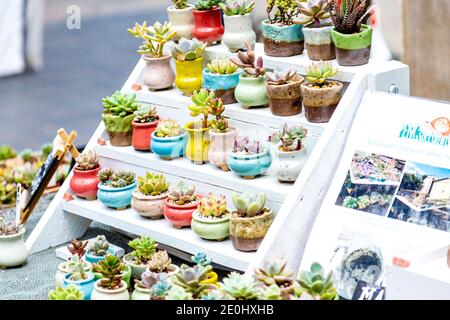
[131,105,159,151]
[55,240,92,289]
[70,150,101,200]
[128,21,177,90]
[48,285,85,300]
[203,57,243,105]
[219,0,256,52]
[301,61,343,123]
[97,168,137,210]
[85,235,115,264]
[191,252,219,286]
[329,0,375,66]
[163,180,200,228]
[131,171,170,219]
[170,264,216,299]
[263,0,304,57]
[255,259,295,300]
[192,0,224,45]
[145,250,180,276]
[62,254,96,300]
[219,272,262,300]
[265,70,304,116]
[172,38,207,95]
[91,255,130,300]
[123,236,158,279]
[231,43,269,109]
[228,136,272,179]
[191,193,231,241]
[298,262,337,300]
[132,271,170,300]
[230,191,274,251]
[102,91,140,147]
[150,119,188,160]
[295,0,335,61]
[0,214,27,268]
[167,0,195,41]
[269,124,308,182]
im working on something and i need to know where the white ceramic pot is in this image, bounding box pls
[0,228,28,268]
[273,147,308,182]
[145,264,180,277]
[55,260,92,289]
[131,284,151,300]
[131,190,168,220]
[222,14,256,52]
[123,253,147,279]
[208,127,238,171]
[167,5,195,41]
[91,280,130,300]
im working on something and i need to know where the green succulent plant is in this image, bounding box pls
[154,119,184,137]
[219,272,261,300]
[102,91,140,133]
[266,0,299,26]
[343,196,358,209]
[295,0,331,27]
[75,150,99,171]
[172,0,189,9]
[40,143,53,161]
[19,149,33,162]
[166,285,193,300]
[305,61,338,86]
[128,236,158,265]
[134,105,159,123]
[198,193,229,218]
[98,168,135,188]
[137,171,169,196]
[263,284,282,300]
[269,123,307,152]
[88,235,110,257]
[148,250,172,273]
[128,21,177,57]
[255,258,294,287]
[231,191,267,217]
[170,264,215,298]
[219,0,255,16]
[172,37,206,62]
[298,262,337,300]
[48,285,85,300]
[188,88,215,129]
[207,57,239,74]
[151,276,173,298]
[195,0,222,10]
[329,0,376,34]
[0,145,16,161]
[66,255,88,281]
[92,255,125,290]
[168,180,197,205]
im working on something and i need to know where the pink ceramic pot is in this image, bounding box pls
[70,166,101,200]
[131,191,168,220]
[207,127,238,171]
[163,198,200,229]
[143,55,175,91]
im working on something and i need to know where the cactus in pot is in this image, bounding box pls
[150,119,188,160]
[163,180,200,228]
[70,150,101,200]
[131,105,160,151]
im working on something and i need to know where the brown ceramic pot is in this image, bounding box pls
[266,75,304,116]
[301,81,343,123]
[107,130,133,147]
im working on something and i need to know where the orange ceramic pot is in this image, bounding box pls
[70,166,101,200]
[163,198,199,229]
[131,119,159,151]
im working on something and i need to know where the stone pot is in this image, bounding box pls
[85,247,116,264]
[234,74,269,109]
[63,272,95,300]
[131,119,159,151]
[175,58,203,95]
[123,253,148,279]
[266,74,304,116]
[202,68,243,104]
[91,279,130,300]
[55,260,92,289]
[97,181,137,210]
[131,190,168,220]
[302,25,335,61]
[102,113,135,147]
[222,13,256,52]
[192,7,224,45]
[230,209,274,252]
[228,148,272,179]
[0,228,28,268]
[301,81,343,123]
[262,20,304,57]
[184,122,211,164]
[150,130,188,160]
[191,210,230,241]
[163,198,199,228]
[273,146,307,183]
[208,127,238,171]
[167,5,195,41]
[70,166,101,200]
[142,55,175,90]
[145,264,180,276]
[131,284,151,300]
[331,24,373,66]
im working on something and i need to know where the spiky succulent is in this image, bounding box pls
[170,264,215,298]
[92,255,125,290]
[191,252,212,267]
[128,236,158,265]
[232,136,263,155]
[88,235,109,257]
[172,0,189,9]
[198,193,229,218]
[195,0,222,10]
[266,0,299,25]
[255,258,294,287]
[172,37,206,62]
[102,91,140,118]
[219,0,255,16]
[148,250,172,273]
[208,97,229,133]
[98,169,136,188]
[298,262,336,300]
[48,285,85,300]
[155,119,184,137]
[269,123,307,152]
[211,118,229,133]
[128,21,177,57]
[66,255,88,281]
[75,150,99,171]
[329,0,376,34]
[168,180,197,205]
[67,239,88,259]
[137,171,169,196]
[295,0,331,27]
[231,191,267,217]
[98,168,114,183]
[266,70,298,85]
[305,61,338,86]
[230,42,265,77]
[219,272,261,300]
[207,58,239,74]
[133,105,158,123]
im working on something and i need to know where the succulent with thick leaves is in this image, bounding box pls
[128,21,177,57]
[219,0,255,16]
[128,236,158,265]
[266,0,299,26]
[170,264,215,298]
[232,136,263,155]
[305,61,338,86]
[172,0,189,9]
[329,0,376,34]
[155,119,183,137]
[151,275,172,298]
[188,88,215,129]
[0,212,23,236]
[230,42,265,77]
[136,271,162,289]
[231,191,267,217]
[266,70,298,86]
[102,91,140,118]
[207,57,239,75]
[148,250,172,273]
[295,0,331,27]
[219,272,261,300]
[191,252,212,267]
[75,150,99,171]
[66,255,87,281]
[48,285,85,300]
[269,123,307,152]
[298,262,336,300]
[195,0,222,10]
[88,235,109,257]
[208,97,229,133]
[198,193,229,218]
[111,171,135,188]
[168,180,197,205]
[133,105,158,123]
[137,171,169,196]
[67,239,88,259]
[172,38,207,62]
[166,285,193,300]
[92,255,124,290]
[255,258,294,287]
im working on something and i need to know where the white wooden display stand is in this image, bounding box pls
[25,43,409,271]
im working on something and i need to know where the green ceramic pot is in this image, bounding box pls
[234,74,269,109]
[191,210,230,241]
[331,24,373,66]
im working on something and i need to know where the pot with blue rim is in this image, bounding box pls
[97,169,137,210]
[202,64,243,105]
[261,19,304,57]
[150,119,188,160]
[63,272,95,300]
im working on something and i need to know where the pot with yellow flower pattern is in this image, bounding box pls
[184,121,211,165]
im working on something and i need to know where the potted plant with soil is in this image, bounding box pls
[97,168,137,210]
[265,70,304,116]
[62,254,95,300]
[131,105,159,151]
[255,259,296,300]
[70,150,101,200]
[55,239,92,289]
[228,136,272,179]
[48,285,85,300]
[269,124,308,182]
[132,271,170,300]
[203,57,243,104]
[230,191,274,251]
[0,213,27,268]
[123,236,158,279]
[263,0,304,57]
[151,119,188,160]
[191,193,231,241]
[219,0,256,52]
[91,255,130,300]
[219,272,262,300]
[298,262,337,300]
[167,0,195,41]
[301,61,343,123]
[172,38,207,95]
[329,0,375,66]
[145,250,180,276]
[170,264,216,299]
[102,91,140,147]
[163,180,200,228]
[128,21,177,90]
[85,235,116,264]
[192,0,224,45]
[131,171,170,219]
[295,0,335,61]
[231,43,269,109]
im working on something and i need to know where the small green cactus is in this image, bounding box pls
[137,171,169,196]
[329,0,376,34]
[128,236,158,265]
[133,105,158,123]
[168,180,197,205]
[305,61,338,86]
[88,235,109,257]
[172,0,189,9]
[128,21,177,57]
[298,262,337,300]
[219,0,255,16]
[155,119,184,137]
[219,272,261,300]
[207,58,239,74]
[48,285,85,300]
[170,264,215,298]
[92,255,125,290]
[148,250,172,273]
[231,191,267,217]
[172,38,206,62]
[198,193,229,218]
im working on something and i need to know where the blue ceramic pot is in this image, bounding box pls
[228,148,272,179]
[97,181,137,210]
[85,247,116,264]
[63,272,95,300]
[150,131,188,160]
[261,19,304,57]
[203,68,243,91]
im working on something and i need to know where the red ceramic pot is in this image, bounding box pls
[192,7,224,44]
[163,198,199,228]
[132,119,159,151]
[70,166,101,200]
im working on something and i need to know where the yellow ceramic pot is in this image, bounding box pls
[175,58,203,95]
[184,121,210,164]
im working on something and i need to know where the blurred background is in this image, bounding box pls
[0,0,449,151]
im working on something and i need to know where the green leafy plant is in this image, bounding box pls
[296,0,331,27]
[137,171,169,196]
[266,0,299,26]
[154,119,184,137]
[343,196,358,209]
[75,150,99,171]
[88,235,109,256]
[168,180,197,205]
[128,21,177,57]
[231,191,268,217]
[305,61,338,87]
[187,88,215,129]
[128,236,158,265]
[255,258,294,288]
[92,255,125,289]
[298,262,337,300]
[134,105,159,123]
[98,169,136,188]
[67,239,88,259]
[207,57,239,75]
[195,0,222,10]
[48,285,85,300]
[172,38,206,62]
[148,250,172,273]
[172,0,189,9]
[263,284,282,300]
[170,264,215,298]
[0,145,16,161]
[230,42,265,77]
[66,255,88,281]
[102,91,140,133]
[232,136,263,155]
[219,0,255,15]
[269,123,307,152]
[198,193,229,218]
[219,272,261,300]
[329,0,376,34]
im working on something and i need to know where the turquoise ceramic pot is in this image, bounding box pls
[85,248,116,264]
[191,211,230,241]
[97,181,137,210]
[261,19,304,57]
[228,148,272,178]
[202,69,243,91]
[234,74,269,109]
[150,131,188,160]
[63,272,95,300]
[92,264,132,288]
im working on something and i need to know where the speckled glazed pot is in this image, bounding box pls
[70,166,101,200]
[150,130,188,160]
[273,147,307,183]
[302,25,335,61]
[191,211,230,241]
[163,198,199,228]
[301,81,343,123]
[91,280,130,300]
[55,261,92,289]
[63,272,95,300]
[230,209,274,252]
[202,69,243,104]
[167,5,195,41]
[222,13,256,52]
[228,148,272,179]
[97,181,137,210]
[175,58,203,95]
[192,7,224,45]
[0,228,28,268]
[266,74,304,116]
[142,55,175,90]
[208,127,238,171]
[262,20,304,57]
[131,190,168,220]
[185,122,211,164]
[234,74,269,109]
[331,24,372,66]
[131,119,159,151]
